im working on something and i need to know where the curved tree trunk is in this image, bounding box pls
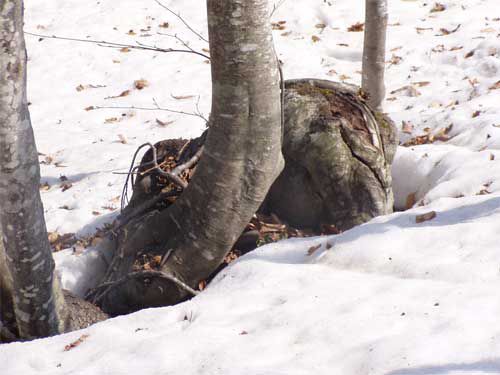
[0,0,69,339]
[93,0,283,316]
[362,0,388,111]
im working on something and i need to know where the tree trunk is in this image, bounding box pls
[362,0,388,111]
[0,229,18,342]
[93,0,283,316]
[0,0,69,339]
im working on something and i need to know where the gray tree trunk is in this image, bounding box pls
[93,0,283,315]
[0,229,17,342]
[0,0,68,339]
[362,0,388,111]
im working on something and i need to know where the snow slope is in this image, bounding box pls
[2,0,500,374]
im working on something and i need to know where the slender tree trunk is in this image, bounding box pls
[0,0,68,339]
[362,0,388,111]
[97,0,284,315]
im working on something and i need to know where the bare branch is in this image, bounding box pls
[24,32,210,59]
[91,103,208,123]
[89,269,199,305]
[271,0,288,17]
[153,0,208,43]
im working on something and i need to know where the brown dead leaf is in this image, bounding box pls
[347,22,364,32]
[489,81,500,90]
[104,117,119,124]
[412,81,431,87]
[307,244,322,256]
[311,35,321,43]
[315,23,326,29]
[390,85,421,97]
[105,90,130,100]
[388,54,403,65]
[171,94,196,100]
[437,24,461,36]
[159,22,169,28]
[64,334,89,352]
[198,280,207,291]
[402,121,414,134]
[416,27,433,34]
[134,79,149,90]
[406,192,417,209]
[415,211,437,223]
[430,3,446,12]
[84,106,96,111]
[60,181,73,192]
[118,134,127,144]
[156,118,175,127]
[40,182,51,191]
[120,47,131,53]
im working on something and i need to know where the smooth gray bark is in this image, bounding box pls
[95,0,283,315]
[362,0,388,111]
[0,0,68,339]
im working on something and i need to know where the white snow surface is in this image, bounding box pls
[2,0,500,374]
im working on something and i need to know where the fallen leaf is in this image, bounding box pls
[406,192,417,209]
[198,280,207,291]
[171,94,195,100]
[118,134,127,144]
[347,22,364,32]
[105,117,119,124]
[311,35,321,42]
[307,244,322,256]
[64,334,89,351]
[156,118,174,127]
[415,211,437,223]
[489,81,500,90]
[430,3,446,12]
[120,47,131,53]
[60,182,73,192]
[105,90,130,100]
[40,182,51,191]
[134,79,149,90]
[402,121,414,134]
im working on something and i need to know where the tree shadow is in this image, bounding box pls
[386,359,500,375]
[334,195,500,246]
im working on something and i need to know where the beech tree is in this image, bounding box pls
[0,0,70,339]
[1,0,283,332]
[0,0,106,342]
[362,0,388,111]
[92,0,283,315]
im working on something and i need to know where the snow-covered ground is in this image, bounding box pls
[2,0,500,374]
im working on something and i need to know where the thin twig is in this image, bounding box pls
[157,32,198,54]
[271,0,288,17]
[171,146,203,175]
[91,103,207,122]
[153,0,208,43]
[116,190,179,229]
[91,269,199,304]
[24,31,210,59]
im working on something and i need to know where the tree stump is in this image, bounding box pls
[261,79,397,231]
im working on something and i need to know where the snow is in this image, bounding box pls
[2,0,500,374]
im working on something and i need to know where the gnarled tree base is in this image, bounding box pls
[88,79,397,316]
